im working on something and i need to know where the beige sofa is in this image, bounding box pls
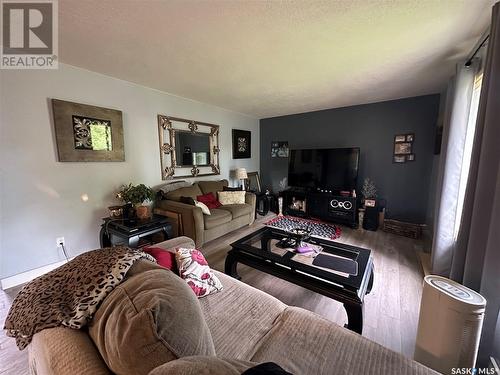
[28,236,436,375]
[154,180,256,247]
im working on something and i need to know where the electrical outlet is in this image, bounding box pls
[56,237,65,247]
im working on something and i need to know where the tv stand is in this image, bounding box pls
[281,189,358,228]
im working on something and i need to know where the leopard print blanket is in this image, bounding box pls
[3,246,156,350]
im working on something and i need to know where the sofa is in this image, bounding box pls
[28,236,437,375]
[154,180,256,247]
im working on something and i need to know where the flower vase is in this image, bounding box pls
[136,205,150,220]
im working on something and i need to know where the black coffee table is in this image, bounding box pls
[225,226,374,334]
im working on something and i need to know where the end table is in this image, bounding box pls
[100,214,173,248]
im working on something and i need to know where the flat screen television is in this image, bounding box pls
[288,148,360,191]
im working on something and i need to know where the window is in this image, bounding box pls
[453,66,484,239]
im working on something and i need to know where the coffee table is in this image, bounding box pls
[225,226,374,334]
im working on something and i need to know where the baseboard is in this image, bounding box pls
[1,259,72,290]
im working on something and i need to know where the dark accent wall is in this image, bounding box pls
[260,94,440,223]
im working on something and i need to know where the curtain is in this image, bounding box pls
[431,61,478,275]
[459,2,500,365]
[433,2,500,366]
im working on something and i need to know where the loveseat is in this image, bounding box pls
[28,236,436,375]
[154,180,256,247]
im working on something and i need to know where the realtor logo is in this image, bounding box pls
[1,0,58,69]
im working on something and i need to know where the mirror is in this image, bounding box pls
[175,131,210,167]
[158,115,220,179]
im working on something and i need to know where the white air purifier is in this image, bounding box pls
[414,275,486,374]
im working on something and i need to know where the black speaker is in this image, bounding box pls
[363,206,379,231]
[256,194,270,215]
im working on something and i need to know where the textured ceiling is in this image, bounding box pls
[59,0,494,118]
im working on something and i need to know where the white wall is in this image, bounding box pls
[0,64,259,278]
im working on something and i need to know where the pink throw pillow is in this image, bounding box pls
[175,248,223,298]
[143,247,177,272]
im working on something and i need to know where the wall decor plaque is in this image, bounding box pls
[232,129,251,159]
[51,99,124,162]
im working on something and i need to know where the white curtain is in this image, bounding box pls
[431,61,479,275]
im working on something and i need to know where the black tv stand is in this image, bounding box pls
[281,189,358,228]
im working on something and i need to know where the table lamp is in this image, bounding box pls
[235,168,248,190]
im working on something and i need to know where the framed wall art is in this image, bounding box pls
[271,141,289,158]
[246,171,262,192]
[232,129,251,159]
[51,99,124,162]
[393,133,415,163]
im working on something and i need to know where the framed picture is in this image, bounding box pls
[395,134,406,142]
[406,154,415,161]
[394,142,412,155]
[52,99,124,162]
[232,129,251,159]
[246,171,262,193]
[393,155,406,163]
[365,199,376,207]
[271,141,289,158]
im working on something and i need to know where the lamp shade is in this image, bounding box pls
[235,168,248,179]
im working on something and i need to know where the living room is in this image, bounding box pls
[1,1,499,374]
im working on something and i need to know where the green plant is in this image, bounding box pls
[116,183,155,205]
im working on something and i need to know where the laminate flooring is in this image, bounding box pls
[0,213,426,374]
[203,214,427,358]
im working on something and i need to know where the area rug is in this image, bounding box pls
[265,215,342,241]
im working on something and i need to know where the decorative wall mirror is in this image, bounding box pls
[158,115,220,179]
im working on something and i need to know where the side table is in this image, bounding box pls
[255,193,278,216]
[100,214,173,248]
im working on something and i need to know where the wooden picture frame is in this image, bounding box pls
[246,171,262,193]
[393,133,415,163]
[394,142,412,155]
[232,129,251,159]
[52,99,124,162]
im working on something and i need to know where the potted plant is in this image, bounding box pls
[116,183,155,219]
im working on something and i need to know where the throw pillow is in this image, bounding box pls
[218,191,246,205]
[223,186,243,191]
[143,247,176,271]
[88,268,216,375]
[194,200,211,215]
[180,196,196,206]
[196,192,222,209]
[176,247,223,298]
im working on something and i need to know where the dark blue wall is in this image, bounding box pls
[259,94,440,223]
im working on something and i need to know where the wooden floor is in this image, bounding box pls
[203,214,427,358]
[1,285,27,375]
[0,213,426,374]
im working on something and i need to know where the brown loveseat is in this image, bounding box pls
[28,237,437,375]
[154,180,256,247]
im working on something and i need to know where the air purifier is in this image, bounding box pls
[414,275,486,374]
